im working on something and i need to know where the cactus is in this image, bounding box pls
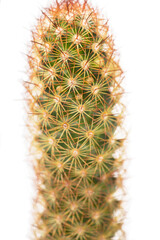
[25,0,126,239]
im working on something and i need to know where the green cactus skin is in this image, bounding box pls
[25,0,126,239]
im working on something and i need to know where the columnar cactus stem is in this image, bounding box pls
[25,0,126,239]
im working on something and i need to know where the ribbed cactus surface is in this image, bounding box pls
[25,0,125,239]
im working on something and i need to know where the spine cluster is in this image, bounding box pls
[25,0,126,239]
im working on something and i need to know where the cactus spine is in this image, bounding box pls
[25,0,126,239]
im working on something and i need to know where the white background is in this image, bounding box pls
[0,0,160,239]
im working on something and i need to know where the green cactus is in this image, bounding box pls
[25,0,126,239]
